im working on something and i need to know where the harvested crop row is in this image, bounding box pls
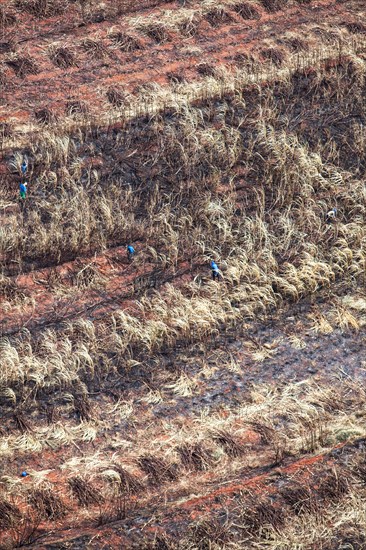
[1,371,365,547]
[0,0,359,131]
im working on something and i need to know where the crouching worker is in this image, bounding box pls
[326,207,337,224]
[127,244,135,262]
[21,160,28,176]
[211,260,220,281]
[19,181,27,201]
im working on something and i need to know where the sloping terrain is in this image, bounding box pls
[0,0,364,137]
[1,0,366,548]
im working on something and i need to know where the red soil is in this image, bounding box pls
[14,438,354,549]
[0,239,198,336]
[0,0,361,132]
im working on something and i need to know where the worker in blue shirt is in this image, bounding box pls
[19,181,27,200]
[127,245,135,262]
[21,160,27,176]
[211,260,220,281]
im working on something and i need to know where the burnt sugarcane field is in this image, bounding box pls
[1,0,366,548]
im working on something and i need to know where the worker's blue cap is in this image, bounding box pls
[21,471,27,477]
